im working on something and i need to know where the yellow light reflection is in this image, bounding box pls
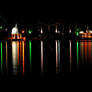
[22,41,25,75]
[12,41,19,75]
[20,41,22,63]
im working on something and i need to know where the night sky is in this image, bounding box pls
[0,1,92,25]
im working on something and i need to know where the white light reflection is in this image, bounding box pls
[41,41,43,72]
[41,27,43,34]
[69,40,72,72]
[12,41,19,75]
[11,24,19,34]
[56,40,60,74]
[69,28,72,34]
[55,24,58,33]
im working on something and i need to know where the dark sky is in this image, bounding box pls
[0,1,92,25]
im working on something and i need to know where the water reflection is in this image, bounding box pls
[29,41,32,72]
[12,41,19,75]
[84,41,87,63]
[22,41,25,75]
[12,41,25,75]
[41,41,43,72]
[80,41,84,64]
[80,40,92,64]
[56,40,60,73]
[76,41,79,65]
[0,42,3,72]
[69,40,72,72]
[1,39,92,79]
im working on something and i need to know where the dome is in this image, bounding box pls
[79,31,84,34]
[89,30,92,33]
[11,24,19,34]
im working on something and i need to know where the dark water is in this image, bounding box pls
[0,39,92,80]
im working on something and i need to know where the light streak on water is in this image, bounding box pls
[56,40,60,73]
[41,41,43,72]
[84,41,87,63]
[69,40,72,72]
[17,41,19,65]
[76,41,79,65]
[29,41,32,71]
[80,41,84,64]
[88,41,91,63]
[0,42,3,73]
[22,41,25,75]
[19,41,22,63]
[12,41,19,75]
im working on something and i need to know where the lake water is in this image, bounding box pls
[0,39,92,80]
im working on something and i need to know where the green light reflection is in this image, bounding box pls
[75,28,80,36]
[1,42,3,72]
[29,41,32,70]
[76,41,79,64]
[28,30,32,34]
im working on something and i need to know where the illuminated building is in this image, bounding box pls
[11,24,22,39]
[79,30,92,38]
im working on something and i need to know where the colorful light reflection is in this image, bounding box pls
[22,41,25,75]
[69,40,72,72]
[12,41,19,75]
[56,40,60,73]
[80,41,84,64]
[76,41,79,64]
[41,41,43,72]
[29,41,32,71]
[0,42,3,72]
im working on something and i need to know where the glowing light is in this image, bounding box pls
[69,40,72,72]
[88,41,91,62]
[0,42,3,72]
[79,31,84,34]
[76,41,79,64]
[75,31,79,36]
[17,41,19,65]
[29,41,32,71]
[89,31,92,33]
[80,42,84,63]
[12,41,19,75]
[69,29,72,34]
[41,41,43,72]
[23,37,26,41]
[19,41,22,63]
[0,26,2,29]
[41,27,43,34]
[56,40,58,73]
[28,29,32,34]
[22,30,25,34]
[55,25,58,33]
[22,41,25,75]
[56,40,60,73]
[11,24,19,34]
[75,28,80,36]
